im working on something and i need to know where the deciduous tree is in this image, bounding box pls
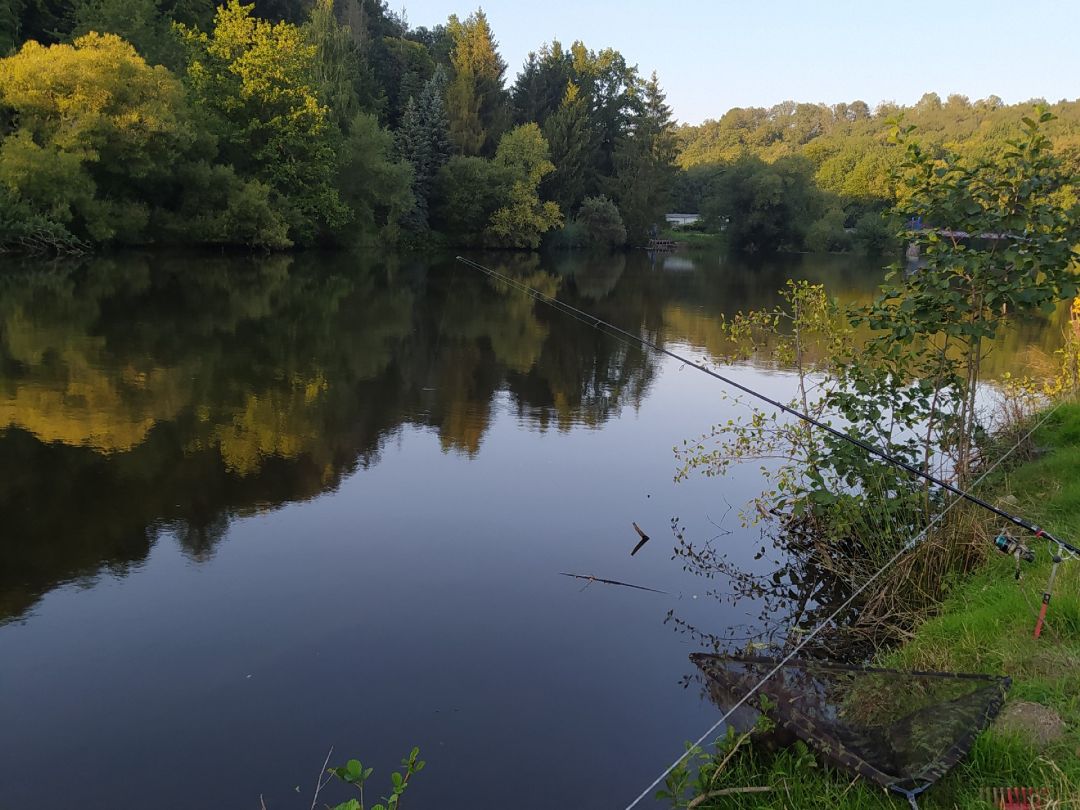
[486,122,562,248]
[178,0,348,243]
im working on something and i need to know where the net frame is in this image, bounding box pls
[691,653,1011,806]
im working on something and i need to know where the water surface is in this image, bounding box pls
[0,249,1064,809]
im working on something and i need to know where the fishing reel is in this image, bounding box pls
[993,529,1035,580]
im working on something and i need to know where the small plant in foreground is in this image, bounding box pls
[326,747,425,810]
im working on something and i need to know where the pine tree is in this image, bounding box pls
[511,41,572,127]
[398,66,452,230]
[445,9,509,156]
[608,72,677,244]
[542,82,598,213]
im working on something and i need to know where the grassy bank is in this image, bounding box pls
[658,228,728,249]
[669,403,1080,809]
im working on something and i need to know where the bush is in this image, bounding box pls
[805,207,851,252]
[851,210,895,254]
[546,220,588,250]
[576,195,627,248]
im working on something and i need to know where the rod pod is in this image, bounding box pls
[1033,553,1063,639]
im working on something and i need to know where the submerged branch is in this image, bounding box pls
[559,572,669,594]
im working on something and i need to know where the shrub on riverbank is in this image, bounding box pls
[665,404,1080,809]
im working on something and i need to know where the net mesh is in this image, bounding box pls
[690,654,1011,803]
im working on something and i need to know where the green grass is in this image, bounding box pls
[658,227,727,248]
[672,404,1080,809]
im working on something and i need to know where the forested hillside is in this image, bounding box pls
[2,0,1077,255]
[0,0,675,251]
[674,93,1080,252]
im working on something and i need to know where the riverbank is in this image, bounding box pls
[673,402,1080,809]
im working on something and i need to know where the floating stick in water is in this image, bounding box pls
[630,522,650,556]
[559,572,668,594]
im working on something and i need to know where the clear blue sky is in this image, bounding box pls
[395,0,1079,124]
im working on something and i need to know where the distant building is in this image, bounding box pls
[665,213,700,228]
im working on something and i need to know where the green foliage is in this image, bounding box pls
[541,81,597,213]
[486,122,563,248]
[379,35,435,126]
[71,0,187,68]
[0,185,86,252]
[866,111,1080,481]
[306,0,363,129]
[327,747,425,810]
[445,9,509,156]
[336,112,414,245]
[675,407,1080,808]
[700,155,822,252]
[804,205,851,253]
[675,93,1080,254]
[155,160,291,247]
[432,155,512,247]
[0,1,21,55]
[34,2,1080,258]
[851,210,894,254]
[575,195,626,248]
[545,219,587,249]
[397,66,451,231]
[608,72,678,245]
[677,113,1080,661]
[178,0,349,244]
[511,40,574,127]
[0,33,195,245]
[0,0,676,252]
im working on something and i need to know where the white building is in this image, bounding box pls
[665,213,701,228]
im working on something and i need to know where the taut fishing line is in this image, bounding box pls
[453,256,1073,807]
[620,398,1062,810]
[455,256,1078,557]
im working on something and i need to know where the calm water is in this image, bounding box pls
[0,249,1065,809]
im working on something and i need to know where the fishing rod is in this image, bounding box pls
[455,255,1080,558]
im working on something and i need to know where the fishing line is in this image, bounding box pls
[620,397,1064,810]
[453,256,1073,805]
[455,256,1079,557]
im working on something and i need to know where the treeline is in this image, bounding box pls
[673,92,1080,252]
[0,0,676,252]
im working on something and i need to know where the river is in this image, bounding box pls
[0,248,1066,809]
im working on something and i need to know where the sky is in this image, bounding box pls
[394,0,1080,125]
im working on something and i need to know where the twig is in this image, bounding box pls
[310,746,334,810]
[559,573,669,594]
[687,786,771,808]
[631,522,651,556]
[708,731,754,787]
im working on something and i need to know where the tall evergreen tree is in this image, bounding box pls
[397,66,452,230]
[608,72,677,244]
[542,81,597,213]
[511,40,572,127]
[445,9,509,156]
[569,42,638,194]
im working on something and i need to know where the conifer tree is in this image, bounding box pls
[542,82,597,213]
[445,9,509,156]
[397,66,452,230]
[609,72,677,244]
